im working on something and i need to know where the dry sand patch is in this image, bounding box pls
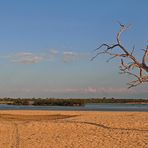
[0,111,147,148]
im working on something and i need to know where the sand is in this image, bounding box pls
[0,111,147,148]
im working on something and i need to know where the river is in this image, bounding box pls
[0,103,148,111]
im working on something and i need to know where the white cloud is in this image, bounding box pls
[63,51,89,63]
[50,49,59,55]
[63,51,77,62]
[11,52,44,64]
[47,49,59,61]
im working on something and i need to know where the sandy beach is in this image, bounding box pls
[0,111,147,148]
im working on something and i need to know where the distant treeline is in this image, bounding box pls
[0,98,148,106]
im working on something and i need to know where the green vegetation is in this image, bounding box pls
[0,97,148,106]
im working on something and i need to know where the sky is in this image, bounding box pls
[0,0,148,98]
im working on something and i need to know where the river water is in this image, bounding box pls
[0,103,148,111]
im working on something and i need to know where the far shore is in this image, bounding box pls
[0,98,148,106]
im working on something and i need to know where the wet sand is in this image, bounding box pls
[0,110,147,148]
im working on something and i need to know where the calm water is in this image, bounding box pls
[0,103,148,111]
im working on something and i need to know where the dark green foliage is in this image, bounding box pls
[0,97,148,106]
[32,98,85,106]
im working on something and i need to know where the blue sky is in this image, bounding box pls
[0,0,148,98]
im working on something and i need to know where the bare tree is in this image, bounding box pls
[91,23,148,88]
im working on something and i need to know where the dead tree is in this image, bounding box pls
[91,23,148,88]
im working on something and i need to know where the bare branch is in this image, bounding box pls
[131,45,135,55]
[92,23,148,88]
[142,46,148,71]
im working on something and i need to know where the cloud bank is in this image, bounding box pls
[3,50,90,64]
[43,87,136,94]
